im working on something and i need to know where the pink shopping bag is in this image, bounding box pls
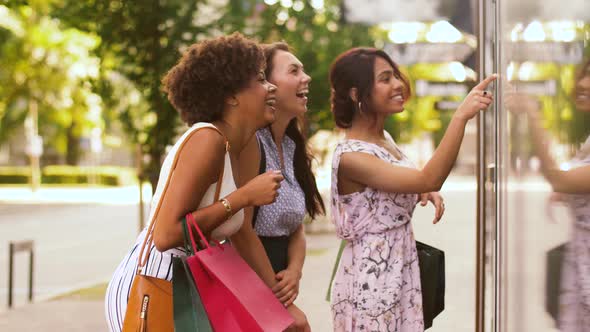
[185,213,294,332]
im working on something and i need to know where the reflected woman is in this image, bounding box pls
[507,59,590,331]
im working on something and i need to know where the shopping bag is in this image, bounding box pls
[185,213,294,332]
[416,241,445,329]
[172,217,213,331]
[545,243,566,322]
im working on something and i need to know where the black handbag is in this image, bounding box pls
[416,241,445,329]
[326,240,445,329]
[545,243,566,323]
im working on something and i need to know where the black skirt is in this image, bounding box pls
[258,235,290,273]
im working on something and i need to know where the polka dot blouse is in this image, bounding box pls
[254,127,306,237]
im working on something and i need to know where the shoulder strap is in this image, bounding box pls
[137,126,228,272]
[251,138,266,228]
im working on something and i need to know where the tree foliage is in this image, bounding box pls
[51,0,218,185]
[1,0,381,186]
[0,3,102,164]
[220,0,378,133]
[51,0,379,186]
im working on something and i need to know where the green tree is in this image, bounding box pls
[0,3,102,164]
[220,0,378,133]
[53,0,379,187]
[52,0,218,188]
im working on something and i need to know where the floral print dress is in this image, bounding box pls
[330,136,424,332]
[559,138,590,331]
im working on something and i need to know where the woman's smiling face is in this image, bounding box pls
[367,56,406,115]
[268,50,312,117]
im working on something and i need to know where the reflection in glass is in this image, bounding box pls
[505,46,590,332]
[493,1,590,330]
[517,60,589,331]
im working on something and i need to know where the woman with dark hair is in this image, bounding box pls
[507,59,590,331]
[328,47,496,331]
[231,42,323,331]
[104,33,284,332]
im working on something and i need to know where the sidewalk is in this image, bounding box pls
[0,185,152,205]
[0,174,551,205]
[0,234,340,332]
[0,282,107,331]
[0,299,106,331]
[1,176,533,331]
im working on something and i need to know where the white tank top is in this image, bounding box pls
[104,123,244,332]
[147,121,244,241]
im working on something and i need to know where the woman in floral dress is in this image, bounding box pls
[508,60,590,331]
[553,61,590,332]
[328,48,497,331]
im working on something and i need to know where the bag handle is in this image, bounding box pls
[180,217,194,255]
[136,125,228,272]
[185,212,223,250]
[185,212,210,250]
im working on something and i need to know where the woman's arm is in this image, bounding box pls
[152,129,238,251]
[286,224,306,278]
[272,224,306,305]
[506,92,590,194]
[340,75,497,195]
[340,115,469,194]
[153,129,252,252]
[230,135,280,287]
[527,110,590,194]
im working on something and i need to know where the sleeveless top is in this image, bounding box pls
[253,127,306,237]
[104,122,243,332]
[146,122,244,240]
[330,131,419,240]
[567,136,590,230]
[558,137,590,330]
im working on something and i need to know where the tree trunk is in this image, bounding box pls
[65,124,81,165]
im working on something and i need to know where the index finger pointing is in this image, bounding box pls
[474,74,498,90]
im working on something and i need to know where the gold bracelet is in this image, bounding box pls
[219,198,232,220]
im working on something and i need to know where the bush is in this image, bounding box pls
[0,165,138,186]
[0,166,30,184]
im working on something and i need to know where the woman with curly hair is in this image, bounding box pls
[328,48,496,331]
[104,33,284,332]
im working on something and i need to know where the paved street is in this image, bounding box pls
[0,202,143,307]
[0,177,570,331]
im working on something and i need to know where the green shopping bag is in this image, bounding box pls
[325,240,347,301]
[172,217,212,332]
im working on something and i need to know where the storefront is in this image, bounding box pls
[476,0,589,330]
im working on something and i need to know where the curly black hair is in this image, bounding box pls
[162,33,265,125]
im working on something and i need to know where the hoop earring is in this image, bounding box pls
[228,96,239,107]
[358,101,363,113]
